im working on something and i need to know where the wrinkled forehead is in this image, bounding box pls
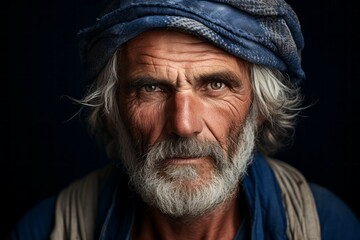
[119,29,251,81]
[120,29,250,66]
[78,0,305,84]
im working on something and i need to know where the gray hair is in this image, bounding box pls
[77,50,303,157]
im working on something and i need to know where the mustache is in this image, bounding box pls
[143,138,226,167]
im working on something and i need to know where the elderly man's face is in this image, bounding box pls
[117,30,255,217]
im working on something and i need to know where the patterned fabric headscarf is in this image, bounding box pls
[78,0,305,84]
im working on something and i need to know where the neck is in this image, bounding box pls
[132,193,245,240]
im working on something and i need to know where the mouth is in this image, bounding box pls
[159,156,215,181]
[165,156,211,165]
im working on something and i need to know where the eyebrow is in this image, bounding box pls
[125,71,243,91]
[196,72,243,88]
[125,76,174,92]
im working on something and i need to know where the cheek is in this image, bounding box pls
[226,121,244,158]
[202,97,252,147]
[125,101,165,147]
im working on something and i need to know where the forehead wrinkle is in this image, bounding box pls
[134,52,231,67]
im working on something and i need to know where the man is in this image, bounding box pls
[8,0,360,239]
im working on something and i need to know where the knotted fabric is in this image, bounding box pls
[78,0,305,84]
[268,158,321,240]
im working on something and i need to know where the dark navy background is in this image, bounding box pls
[3,0,359,237]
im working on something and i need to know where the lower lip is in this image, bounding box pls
[167,157,208,165]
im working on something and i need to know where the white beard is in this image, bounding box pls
[119,108,257,218]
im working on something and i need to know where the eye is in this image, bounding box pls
[143,84,161,92]
[208,81,226,90]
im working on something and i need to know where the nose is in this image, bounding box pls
[166,93,203,138]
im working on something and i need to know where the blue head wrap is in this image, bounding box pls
[78,0,305,84]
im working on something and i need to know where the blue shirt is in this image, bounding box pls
[7,153,360,239]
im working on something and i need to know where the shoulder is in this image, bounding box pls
[309,183,360,239]
[6,164,118,240]
[7,195,57,240]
